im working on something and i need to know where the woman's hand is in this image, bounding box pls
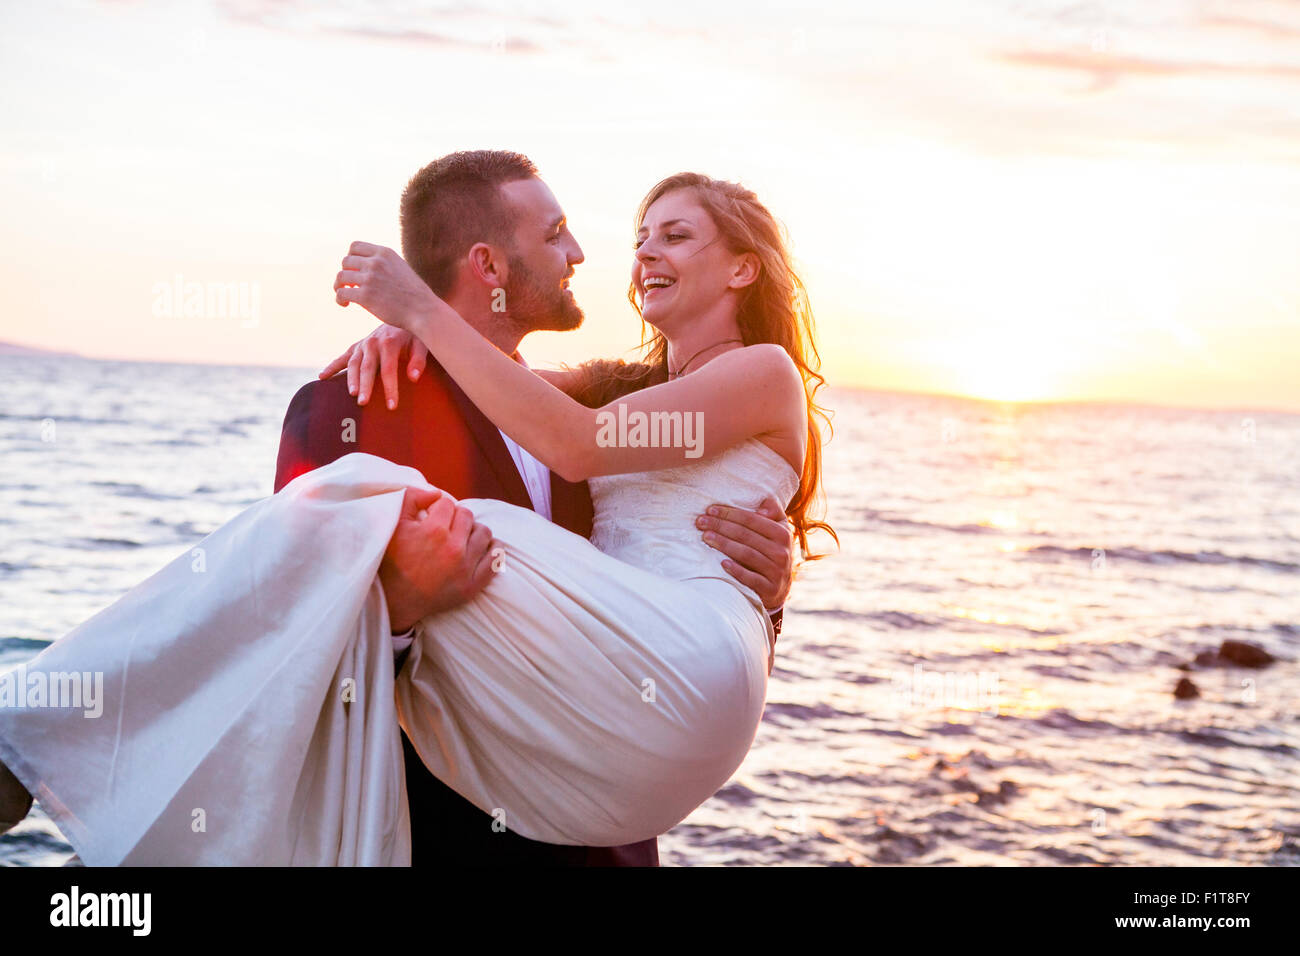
[318,326,429,410]
[334,241,442,336]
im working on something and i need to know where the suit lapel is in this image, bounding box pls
[430,360,535,512]
[423,354,594,535]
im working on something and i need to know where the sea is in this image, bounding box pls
[1,352,1296,866]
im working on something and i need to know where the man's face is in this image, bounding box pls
[498,177,585,334]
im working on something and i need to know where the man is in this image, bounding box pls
[275,150,795,866]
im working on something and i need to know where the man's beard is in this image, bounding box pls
[504,256,584,333]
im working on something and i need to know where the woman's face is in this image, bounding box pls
[631,189,739,331]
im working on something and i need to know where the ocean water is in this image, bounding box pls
[1,352,1296,866]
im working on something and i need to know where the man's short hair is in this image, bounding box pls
[400,150,539,296]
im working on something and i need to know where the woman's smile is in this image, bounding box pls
[642,273,677,300]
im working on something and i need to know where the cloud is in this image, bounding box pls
[315,22,541,54]
[213,0,555,55]
[1201,12,1300,40]
[996,48,1300,92]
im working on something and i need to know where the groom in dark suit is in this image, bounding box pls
[274,150,794,866]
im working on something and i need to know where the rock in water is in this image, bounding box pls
[1174,677,1200,699]
[1217,640,1275,668]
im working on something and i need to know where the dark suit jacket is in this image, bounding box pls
[274,360,659,867]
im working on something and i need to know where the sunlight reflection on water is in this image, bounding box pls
[1,355,1297,866]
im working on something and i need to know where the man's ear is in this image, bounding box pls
[467,242,507,288]
[727,252,761,290]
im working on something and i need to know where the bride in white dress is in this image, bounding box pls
[0,173,834,864]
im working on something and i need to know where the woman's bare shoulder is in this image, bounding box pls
[721,344,804,395]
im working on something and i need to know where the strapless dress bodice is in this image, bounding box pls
[587,439,801,608]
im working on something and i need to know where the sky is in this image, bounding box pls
[1,0,1298,411]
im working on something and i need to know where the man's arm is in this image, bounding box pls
[274,377,496,636]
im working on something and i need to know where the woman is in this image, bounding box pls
[0,173,834,863]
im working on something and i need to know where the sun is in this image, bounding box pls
[947,333,1070,404]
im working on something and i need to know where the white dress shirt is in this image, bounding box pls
[497,410,553,523]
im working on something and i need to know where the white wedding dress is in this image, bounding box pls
[0,438,799,865]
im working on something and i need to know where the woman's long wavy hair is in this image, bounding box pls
[562,172,837,562]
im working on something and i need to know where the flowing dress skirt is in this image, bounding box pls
[0,453,770,864]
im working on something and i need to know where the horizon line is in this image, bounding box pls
[2,339,1296,419]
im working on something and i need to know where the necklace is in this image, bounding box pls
[668,338,745,380]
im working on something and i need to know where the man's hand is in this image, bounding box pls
[380,487,499,633]
[318,326,427,411]
[696,495,795,611]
